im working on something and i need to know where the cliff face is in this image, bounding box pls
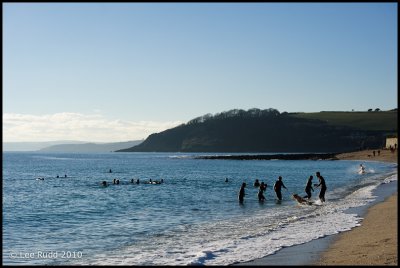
[117,109,397,153]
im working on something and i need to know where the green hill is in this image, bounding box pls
[291,110,397,131]
[117,108,397,153]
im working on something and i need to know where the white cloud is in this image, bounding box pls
[3,112,183,142]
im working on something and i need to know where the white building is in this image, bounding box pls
[385,137,398,149]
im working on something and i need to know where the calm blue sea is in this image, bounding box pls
[2,152,397,265]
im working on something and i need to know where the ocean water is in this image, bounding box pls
[2,152,397,265]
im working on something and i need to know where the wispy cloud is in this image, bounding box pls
[3,112,183,142]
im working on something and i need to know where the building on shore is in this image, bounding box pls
[385,137,397,149]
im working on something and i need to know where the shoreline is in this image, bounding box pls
[314,192,397,265]
[196,153,337,160]
[235,149,398,266]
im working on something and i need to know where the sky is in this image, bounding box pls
[3,3,398,142]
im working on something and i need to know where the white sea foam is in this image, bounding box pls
[383,173,397,184]
[80,168,398,266]
[6,153,395,266]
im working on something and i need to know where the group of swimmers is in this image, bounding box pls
[238,171,327,204]
[36,174,68,180]
[101,178,164,187]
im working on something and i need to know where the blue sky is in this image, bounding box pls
[3,3,398,142]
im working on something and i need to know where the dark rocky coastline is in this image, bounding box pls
[195,153,338,161]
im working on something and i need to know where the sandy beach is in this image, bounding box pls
[314,149,398,265]
[334,148,398,163]
[235,148,398,266]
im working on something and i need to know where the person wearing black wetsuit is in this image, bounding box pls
[238,182,246,203]
[303,175,314,199]
[315,172,327,202]
[273,176,287,201]
[258,182,266,202]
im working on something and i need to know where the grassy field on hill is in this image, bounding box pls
[118,109,398,153]
[290,111,397,131]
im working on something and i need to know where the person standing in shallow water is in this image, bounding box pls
[258,183,266,202]
[238,182,246,203]
[273,176,287,201]
[303,175,314,199]
[314,171,327,202]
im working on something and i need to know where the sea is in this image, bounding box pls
[2,152,397,265]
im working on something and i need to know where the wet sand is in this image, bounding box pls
[313,149,398,265]
[314,194,397,265]
[235,149,398,266]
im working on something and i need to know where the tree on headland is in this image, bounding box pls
[117,108,397,153]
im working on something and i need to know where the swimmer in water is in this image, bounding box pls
[273,176,287,201]
[238,182,246,203]
[359,164,366,173]
[258,186,266,202]
[314,172,327,203]
[303,175,314,199]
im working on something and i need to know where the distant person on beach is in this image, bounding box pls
[378,150,380,156]
[303,175,314,199]
[273,176,287,201]
[390,145,395,153]
[238,182,246,203]
[314,172,327,202]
